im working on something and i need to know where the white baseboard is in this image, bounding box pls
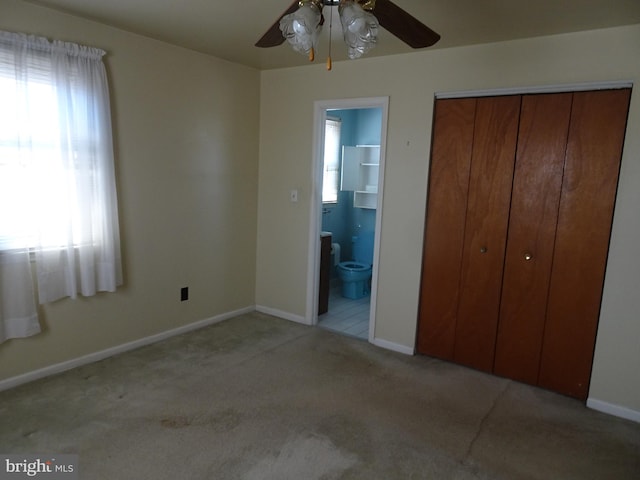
[371,337,415,355]
[255,305,310,325]
[0,305,255,393]
[587,398,640,423]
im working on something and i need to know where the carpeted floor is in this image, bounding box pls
[0,311,639,479]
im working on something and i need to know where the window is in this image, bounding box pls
[322,117,342,203]
[0,31,122,343]
[0,64,75,250]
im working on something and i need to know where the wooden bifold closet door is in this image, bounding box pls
[417,89,631,400]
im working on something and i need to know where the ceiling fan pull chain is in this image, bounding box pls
[327,0,333,70]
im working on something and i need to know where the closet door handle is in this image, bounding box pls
[480,246,488,254]
[524,252,533,261]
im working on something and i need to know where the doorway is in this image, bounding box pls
[306,97,389,343]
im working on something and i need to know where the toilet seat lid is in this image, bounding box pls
[339,261,370,270]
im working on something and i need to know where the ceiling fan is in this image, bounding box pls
[255,0,440,67]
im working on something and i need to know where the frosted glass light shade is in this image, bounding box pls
[339,0,379,59]
[279,1,322,55]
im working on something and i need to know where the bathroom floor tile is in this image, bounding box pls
[318,282,370,340]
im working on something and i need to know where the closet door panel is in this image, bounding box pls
[493,93,573,384]
[417,98,476,358]
[539,89,631,399]
[453,95,521,372]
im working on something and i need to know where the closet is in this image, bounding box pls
[416,89,631,400]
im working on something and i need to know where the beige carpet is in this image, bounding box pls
[1,312,639,479]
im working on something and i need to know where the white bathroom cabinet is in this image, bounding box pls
[340,145,380,209]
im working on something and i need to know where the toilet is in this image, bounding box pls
[336,231,374,299]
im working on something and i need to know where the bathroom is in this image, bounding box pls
[318,106,382,339]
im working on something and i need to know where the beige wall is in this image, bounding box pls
[0,1,260,378]
[257,25,640,414]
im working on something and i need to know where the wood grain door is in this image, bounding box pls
[452,96,521,372]
[417,98,476,359]
[493,93,573,384]
[538,89,631,399]
[417,89,630,400]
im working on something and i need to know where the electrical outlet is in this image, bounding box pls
[180,287,189,301]
[290,189,298,203]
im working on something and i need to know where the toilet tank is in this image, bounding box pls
[352,231,375,265]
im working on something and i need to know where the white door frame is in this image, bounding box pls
[305,96,389,343]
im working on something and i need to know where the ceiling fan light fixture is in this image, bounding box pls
[338,0,379,59]
[279,0,323,56]
[256,0,441,65]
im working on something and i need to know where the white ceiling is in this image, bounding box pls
[24,0,640,70]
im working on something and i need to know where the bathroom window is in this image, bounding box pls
[322,117,342,204]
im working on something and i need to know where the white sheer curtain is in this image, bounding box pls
[0,31,122,343]
[0,250,40,343]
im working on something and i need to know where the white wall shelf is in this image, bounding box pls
[340,145,380,209]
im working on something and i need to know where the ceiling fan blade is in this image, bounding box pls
[255,0,301,47]
[372,0,440,48]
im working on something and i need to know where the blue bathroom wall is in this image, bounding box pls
[322,107,381,274]
[355,108,382,146]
